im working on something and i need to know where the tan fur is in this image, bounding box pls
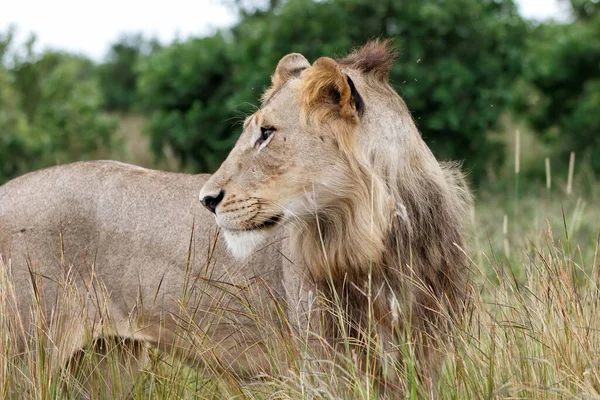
[201,41,473,387]
[297,56,392,278]
[0,162,287,391]
[301,57,358,124]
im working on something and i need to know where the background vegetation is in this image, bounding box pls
[1,0,599,187]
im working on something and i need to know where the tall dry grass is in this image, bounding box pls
[1,174,599,399]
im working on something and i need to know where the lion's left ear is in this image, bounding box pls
[262,53,310,103]
[301,57,360,124]
[272,53,310,88]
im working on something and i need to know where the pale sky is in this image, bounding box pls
[1,0,568,61]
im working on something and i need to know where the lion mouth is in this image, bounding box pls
[218,214,284,233]
[245,214,282,231]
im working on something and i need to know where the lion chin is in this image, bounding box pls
[222,229,269,259]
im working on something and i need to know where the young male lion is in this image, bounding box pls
[0,40,471,395]
[200,39,472,389]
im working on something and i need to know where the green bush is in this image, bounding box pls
[569,0,600,20]
[97,34,161,112]
[359,0,526,178]
[0,69,31,182]
[521,14,600,174]
[139,0,527,181]
[28,55,116,165]
[137,34,237,171]
[0,32,117,184]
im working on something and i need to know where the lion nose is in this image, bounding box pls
[201,190,225,214]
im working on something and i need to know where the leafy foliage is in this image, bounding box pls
[3,0,600,183]
[139,0,527,180]
[522,13,600,173]
[0,69,31,182]
[97,34,161,111]
[27,54,116,164]
[137,34,238,171]
[369,0,525,175]
[0,32,116,184]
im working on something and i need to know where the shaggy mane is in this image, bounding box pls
[246,40,472,390]
[289,40,472,387]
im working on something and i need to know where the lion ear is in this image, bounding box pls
[272,53,310,87]
[301,57,360,123]
[262,53,310,103]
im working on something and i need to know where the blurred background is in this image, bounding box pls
[1,0,598,195]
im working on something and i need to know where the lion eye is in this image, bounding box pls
[256,127,276,148]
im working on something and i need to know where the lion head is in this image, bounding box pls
[199,43,396,268]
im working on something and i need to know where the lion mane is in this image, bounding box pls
[289,40,473,376]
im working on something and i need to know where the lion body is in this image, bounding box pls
[0,161,285,375]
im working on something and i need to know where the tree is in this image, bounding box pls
[521,13,600,174]
[0,30,116,184]
[97,34,161,112]
[28,55,116,165]
[139,0,526,181]
[137,34,237,171]
[222,0,282,14]
[0,25,15,65]
[0,68,31,183]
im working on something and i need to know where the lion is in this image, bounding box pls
[199,39,472,387]
[0,40,471,395]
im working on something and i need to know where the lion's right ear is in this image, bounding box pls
[262,53,310,103]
